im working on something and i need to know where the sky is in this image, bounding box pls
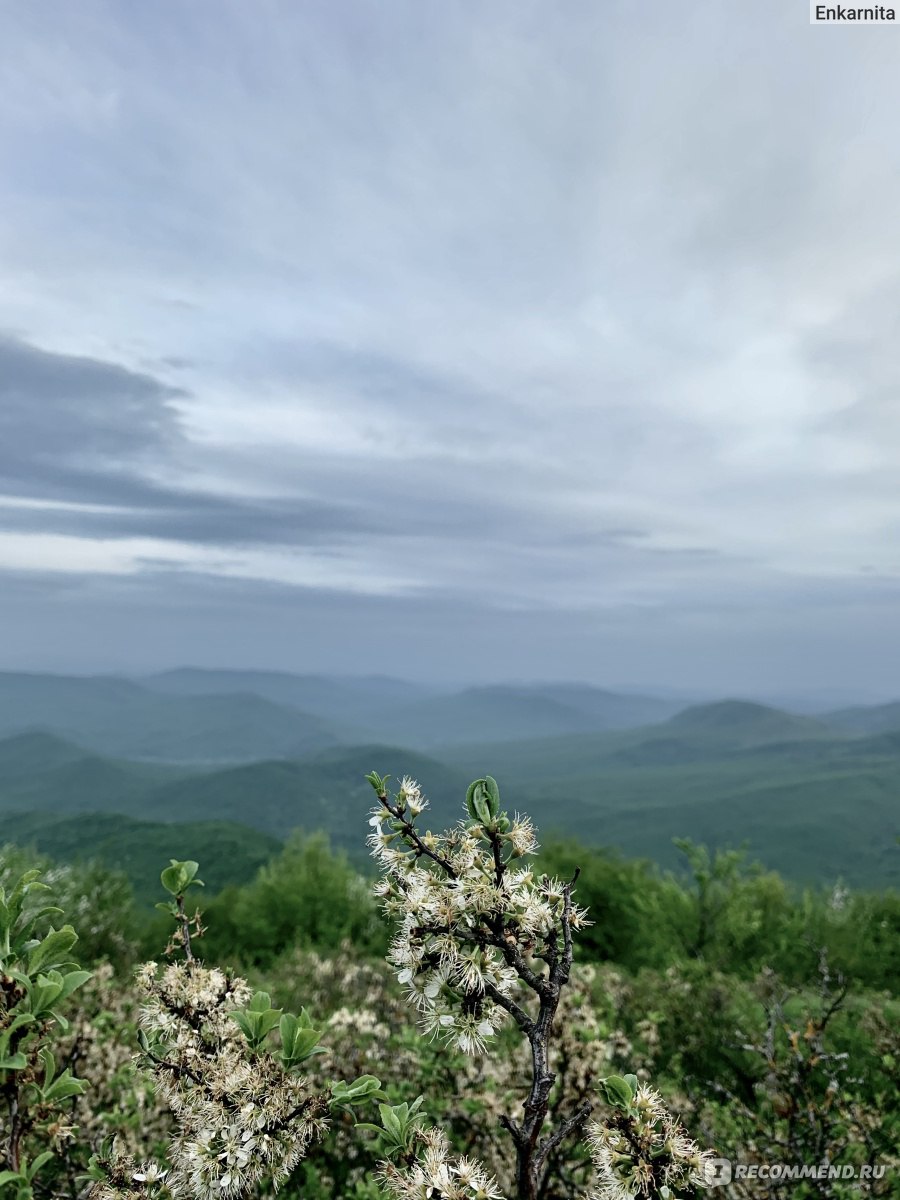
[1,0,899,697]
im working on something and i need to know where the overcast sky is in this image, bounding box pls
[1,1,898,696]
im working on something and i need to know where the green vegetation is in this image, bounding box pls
[1,770,897,1200]
[200,832,388,966]
[3,812,281,906]
[2,683,900,887]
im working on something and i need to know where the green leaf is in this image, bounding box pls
[465,780,480,821]
[466,777,500,826]
[0,1054,28,1070]
[27,972,65,1017]
[230,997,282,1050]
[378,1103,403,1141]
[482,776,501,817]
[27,926,78,973]
[43,1069,86,1103]
[230,1011,255,1041]
[160,860,203,896]
[160,863,183,895]
[281,1023,323,1067]
[26,1153,54,1181]
[0,1015,35,1049]
[57,969,91,1002]
[600,1074,635,1110]
[40,1048,56,1088]
[18,904,64,930]
[330,1075,383,1106]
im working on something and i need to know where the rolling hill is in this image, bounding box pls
[0,730,86,777]
[358,684,684,747]
[0,672,343,762]
[434,701,900,886]
[1,684,898,889]
[142,672,684,747]
[0,731,191,816]
[662,700,833,745]
[141,744,471,849]
[823,700,900,736]
[143,668,438,725]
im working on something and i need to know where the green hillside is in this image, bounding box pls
[435,702,900,887]
[439,701,844,777]
[141,744,471,850]
[2,693,898,889]
[0,730,86,777]
[0,733,191,816]
[5,811,282,905]
[512,760,900,886]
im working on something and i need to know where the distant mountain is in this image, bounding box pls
[660,700,833,748]
[5,811,281,905]
[0,731,86,778]
[143,668,437,726]
[0,672,343,762]
[823,700,900,736]
[367,684,683,748]
[438,701,836,777]
[432,704,900,885]
[510,684,683,729]
[141,672,683,748]
[2,672,899,888]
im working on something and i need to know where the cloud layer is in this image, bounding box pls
[1,0,899,691]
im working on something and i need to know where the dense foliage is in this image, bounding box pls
[1,770,897,1199]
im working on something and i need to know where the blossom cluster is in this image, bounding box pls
[378,1126,505,1200]
[91,961,329,1200]
[368,776,589,1057]
[587,1084,713,1200]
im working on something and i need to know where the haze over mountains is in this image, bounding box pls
[1,669,898,897]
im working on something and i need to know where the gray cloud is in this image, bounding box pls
[0,335,374,545]
[0,333,183,461]
[0,2,898,689]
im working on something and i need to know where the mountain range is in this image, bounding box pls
[0,670,898,896]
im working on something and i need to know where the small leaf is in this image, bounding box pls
[27,926,78,973]
[600,1075,635,1110]
[365,771,389,795]
[482,776,501,817]
[0,1053,28,1070]
[27,1151,54,1180]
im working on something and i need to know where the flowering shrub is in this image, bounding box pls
[5,776,721,1200]
[363,773,714,1200]
[587,1077,712,1200]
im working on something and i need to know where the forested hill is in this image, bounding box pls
[0,676,898,893]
